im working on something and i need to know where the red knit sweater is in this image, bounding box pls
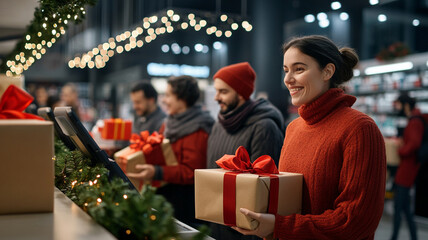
[161,129,209,184]
[275,89,386,240]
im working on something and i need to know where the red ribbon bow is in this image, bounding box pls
[130,130,163,154]
[216,146,279,227]
[216,146,279,174]
[0,85,43,120]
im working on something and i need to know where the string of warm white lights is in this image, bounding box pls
[68,9,253,70]
[1,0,97,76]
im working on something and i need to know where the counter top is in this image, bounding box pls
[0,188,116,240]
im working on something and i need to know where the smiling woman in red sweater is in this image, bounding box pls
[234,35,386,240]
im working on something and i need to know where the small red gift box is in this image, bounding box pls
[101,118,132,140]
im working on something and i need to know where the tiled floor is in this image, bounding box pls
[375,199,428,240]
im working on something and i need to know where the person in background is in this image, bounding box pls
[60,83,83,119]
[233,35,386,239]
[127,75,214,227]
[130,81,166,133]
[35,86,48,108]
[207,62,285,240]
[46,94,63,110]
[390,93,423,240]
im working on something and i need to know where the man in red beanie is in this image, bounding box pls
[207,62,285,240]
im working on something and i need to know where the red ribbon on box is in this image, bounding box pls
[130,131,163,155]
[127,131,166,188]
[0,85,43,120]
[216,146,279,227]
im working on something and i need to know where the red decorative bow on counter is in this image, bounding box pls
[130,130,163,154]
[0,85,43,120]
[216,146,280,227]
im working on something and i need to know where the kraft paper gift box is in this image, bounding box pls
[385,137,400,166]
[101,118,132,140]
[195,146,303,230]
[114,131,177,190]
[0,120,54,214]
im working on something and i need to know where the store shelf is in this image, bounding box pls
[347,53,428,137]
[349,53,428,219]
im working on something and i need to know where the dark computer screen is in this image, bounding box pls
[37,107,76,151]
[53,106,137,191]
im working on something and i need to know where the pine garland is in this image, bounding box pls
[54,139,208,239]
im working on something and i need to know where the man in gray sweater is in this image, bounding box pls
[207,62,285,240]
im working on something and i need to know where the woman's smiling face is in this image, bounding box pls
[283,47,333,107]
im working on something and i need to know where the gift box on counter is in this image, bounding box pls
[91,120,117,150]
[101,118,132,140]
[0,120,54,215]
[385,137,400,166]
[114,131,177,190]
[195,146,303,230]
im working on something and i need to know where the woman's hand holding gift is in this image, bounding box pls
[232,208,275,239]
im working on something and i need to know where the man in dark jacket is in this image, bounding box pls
[130,81,166,133]
[207,62,285,240]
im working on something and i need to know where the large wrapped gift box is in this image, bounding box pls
[0,120,54,214]
[385,137,400,166]
[195,147,303,230]
[101,118,132,140]
[114,131,177,190]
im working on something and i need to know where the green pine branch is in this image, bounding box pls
[54,138,213,239]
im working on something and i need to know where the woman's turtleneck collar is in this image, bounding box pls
[298,88,356,125]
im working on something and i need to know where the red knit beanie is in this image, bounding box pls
[213,62,256,100]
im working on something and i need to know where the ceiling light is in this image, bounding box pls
[370,0,379,5]
[161,44,169,53]
[340,12,349,21]
[213,41,222,50]
[304,14,315,23]
[413,19,420,26]
[353,69,360,77]
[202,45,209,53]
[194,44,203,52]
[182,46,190,54]
[378,14,387,22]
[365,62,413,75]
[317,12,327,21]
[171,43,181,54]
[319,19,330,28]
[331,2,341,10]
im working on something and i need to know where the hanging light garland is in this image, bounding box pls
[68,9,253,70]
[0,0,97,76]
